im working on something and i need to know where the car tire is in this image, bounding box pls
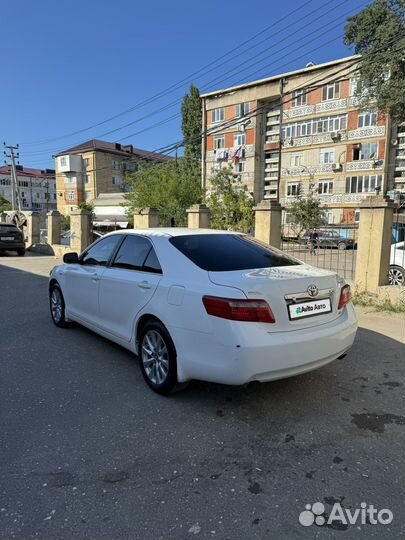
[139,321,179,395]
[49,283,70,327]
[338,242,346,250]
[17,248,25,256]
[389,265,405,286]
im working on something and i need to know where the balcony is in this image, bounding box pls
[283,131,348,148]
[206,144,255,161]
[316,98,347,113]
[58,154,82,173]
[346,160,384,172]
[283,105,314,120]
[348,125,385,140]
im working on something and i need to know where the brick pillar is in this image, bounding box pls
[187,204,210,229]
[24,211,41,246]
[253,200,282,248]
[133,208,160,229]
[47,210,61,245]
[70,209,92,253]
[355,196,395,292]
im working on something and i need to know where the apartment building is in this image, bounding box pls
[54,139,171,215]
[201,56,402,224]
[0,165,56,211]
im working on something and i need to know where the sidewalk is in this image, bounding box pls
[355,305,405,344]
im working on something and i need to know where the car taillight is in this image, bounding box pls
[338,284,352,310]
[202,295,275,323]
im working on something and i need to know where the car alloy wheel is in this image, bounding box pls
[338,242,346,250]
[142,330,170,385]
[49,284,69,327]
[139,321,179,394]
[389,266,405,286]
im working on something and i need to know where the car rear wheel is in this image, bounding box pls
[17,248,25,256]
[49,284,69,327]
[139,321,178,395]
[389,265,405,286]
[338,242,346,250]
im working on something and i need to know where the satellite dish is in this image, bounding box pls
[306,62,315,68]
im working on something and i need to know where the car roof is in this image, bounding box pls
[106,228,242,238]
[0,222,16,226]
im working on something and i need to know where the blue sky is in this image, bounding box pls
[1,0,361,168]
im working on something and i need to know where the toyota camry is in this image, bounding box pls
[49,229,357,394]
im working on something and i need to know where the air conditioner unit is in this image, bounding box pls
[332,163,342,171]
[331,132,341,142]
[237,123,245,132]
[391,138,399,146]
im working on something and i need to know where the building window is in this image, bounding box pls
[282,114,347,139]
[322,81,340,101]
[112,159,121,170]
[292,89,307,107]
[318,180,334,194]
[67,191,75,201]
[353,142,378,161]
[354,208,361,223]
[235,160,246,173]
[112,176,122,186]
[84,158,90,167]
[345,175,383,194]
[358,110,377,128]
[235,102,250,118]
[289,153,303,167]
[287,183,300,197]
[320,147,335,164]
[234,133,245,146]
[214,136,225,150]
[59,157,67,167]
[211,108,224,123]
[85,174,90,183]
[267,151,278,160]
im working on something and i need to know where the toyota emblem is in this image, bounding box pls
[307,284,319,297]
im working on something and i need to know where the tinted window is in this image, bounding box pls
[81,235,122,266]
[112,235,158,272]
[170,234,300,272]
[143,247,162,274]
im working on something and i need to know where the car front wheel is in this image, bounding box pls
[389,265,405,286]
[139,321,178,395]
[338,242,347,250]
[17,248,25,256]
[49,284,69,327]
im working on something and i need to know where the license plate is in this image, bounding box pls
[0,236,14,241]
[288,298,332,320]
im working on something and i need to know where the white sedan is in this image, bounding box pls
[49,229,358,394]
[389,241,405,286]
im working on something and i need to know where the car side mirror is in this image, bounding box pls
[63,252,79,264]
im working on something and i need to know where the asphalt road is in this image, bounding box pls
[1,257,404,540]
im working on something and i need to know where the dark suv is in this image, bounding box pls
[301,230,354,250]
[0,222,26,256]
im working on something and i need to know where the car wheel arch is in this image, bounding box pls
[135,314,167,353]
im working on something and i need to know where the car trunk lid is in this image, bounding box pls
[208,264,343,332]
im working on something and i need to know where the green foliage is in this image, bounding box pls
[344,0,405,122]
[353,291,405,312]
[77,202,95,212]
[60,214,70,232]
[288,190,327,235]
[124,159,202,226]
[181,84,202,174]
[0,195,12,214]
[206,167,254,233]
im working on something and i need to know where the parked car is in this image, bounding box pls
[0,222,25,256]
[49,229,357,394]
[389,241,405,286]
[300,230,355,250]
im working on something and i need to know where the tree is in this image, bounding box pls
[181,84,202,172]
[124,159,202,226]
[206,167,254,233]
[287,188,327,237]
[0,195,11,215]
[344,0,405,123]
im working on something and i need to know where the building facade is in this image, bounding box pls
[0,166,56,211]
[54,139,171,215]
[201,56,402,224]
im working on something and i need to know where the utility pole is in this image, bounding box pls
[3,143,21,211]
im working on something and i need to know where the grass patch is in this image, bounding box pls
[353,292,405,313]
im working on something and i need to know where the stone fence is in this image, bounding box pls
[21,197,399,295]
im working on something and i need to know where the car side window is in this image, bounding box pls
[112,235,161,273]
[80,235,122,266]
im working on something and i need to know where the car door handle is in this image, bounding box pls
[91,273,100,281]
[138,281,152,290]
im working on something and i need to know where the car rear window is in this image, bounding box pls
[169,234,300,272]
[0,224,17,232]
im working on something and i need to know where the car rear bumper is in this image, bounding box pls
[173,304,357,385]
[0,241,25,250]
